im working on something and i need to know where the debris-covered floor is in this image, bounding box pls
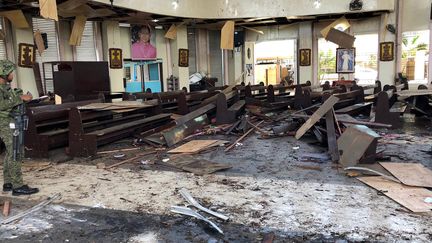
[1,116,432,242]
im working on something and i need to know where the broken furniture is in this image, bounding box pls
[68,102,171,157]
[338,125,380,166]
[215,92,245,124]
[374,88,406,128]
[25,99,103,158]
[126,89,221,115]
[402,87,432,117]
[44,61,111,101]
[244,84,293,106]
[334,84,374,116]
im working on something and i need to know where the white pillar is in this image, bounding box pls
[10,17,38,95]
[378,12,397,86]
[170,25,189,90]
[101,21,124,92]
[298,22,313,85]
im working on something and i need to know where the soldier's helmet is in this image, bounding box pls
[0,60,16,76]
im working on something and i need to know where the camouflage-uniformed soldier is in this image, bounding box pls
[0,60,38,196]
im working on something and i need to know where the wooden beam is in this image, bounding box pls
[69,15,87,46]
[326,109,340,163]
[295,95,339,140]
[221,21,235,50]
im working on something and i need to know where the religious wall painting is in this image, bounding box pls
[18,43,36,68]
[336,48,355,73]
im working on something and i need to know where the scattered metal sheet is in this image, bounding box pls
[162,115,209,147]
[179,188,229,221]
[170,206,224,234]
[174,103,215,126]
[344,167,400,184]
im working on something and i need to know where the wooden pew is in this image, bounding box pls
[68,105,171,157]
[24,99,102,158]
[215,92,245,124]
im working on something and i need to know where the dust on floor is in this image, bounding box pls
[0,121,431,242]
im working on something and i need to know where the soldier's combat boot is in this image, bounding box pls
[12,185,39,196]
[3,183,12,192]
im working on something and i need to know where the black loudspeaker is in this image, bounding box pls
[349,0,363,11]
[41,33,48,49]
[234,31,244,47]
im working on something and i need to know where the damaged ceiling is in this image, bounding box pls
[0,0,388,30]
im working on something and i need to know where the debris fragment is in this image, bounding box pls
[97,147,140,154]
[113,154,126,158]
[170,206,224,234]
[105,151,157,169]
[1,193,62,225]
[225,120,264,152]
[179,188,229,221]
[357,176,432,213]
[2,200,10,217]
[345,167,400,183]
[379,162,432,188]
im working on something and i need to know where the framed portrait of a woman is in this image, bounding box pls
[131,24,157,60]
[336,48,355,73]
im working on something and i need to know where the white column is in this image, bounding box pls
[10,17,38,95]
[169,25,189,90]
[378,12,397,86]
[298,22,313,84]
[101,21,124,92]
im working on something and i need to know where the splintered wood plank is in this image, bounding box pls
[39,0,58,21]
[221,21,235,50]
[69,15,87,46]
[379,162,432,188]
[358,176,432,213]
[164,24,177,39]
[2,200,10,217]
[168,140,222,154]
[34,31,45,55]
[325,109,339,163]
[295,95,340,140]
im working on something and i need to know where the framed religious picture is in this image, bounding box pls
[178,48,189,67]
[109,48,123,69]
[336,48,355,73]
[299,49,311,66]
[18,43,36,68]
[380,42,394,61]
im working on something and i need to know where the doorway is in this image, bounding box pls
[254,39,296,85]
